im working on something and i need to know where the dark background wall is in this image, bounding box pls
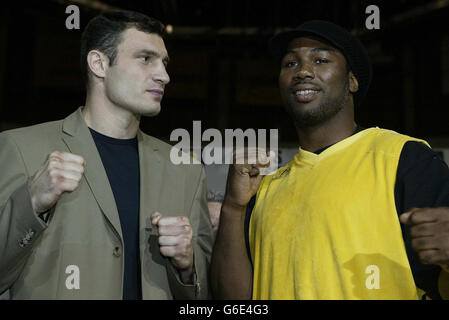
[0,0,448,147]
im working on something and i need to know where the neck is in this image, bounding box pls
[295,107,356,153]
[83,88,140,139]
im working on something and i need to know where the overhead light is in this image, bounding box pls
[166,24,173,34]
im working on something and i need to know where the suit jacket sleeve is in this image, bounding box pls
[0,132,48,294]
[166,166,214,299]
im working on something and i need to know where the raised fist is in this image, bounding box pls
[28,151,86,214]
[224,147,274,208]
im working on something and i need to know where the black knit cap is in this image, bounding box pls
[269,20,372,107]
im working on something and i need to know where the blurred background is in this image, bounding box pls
[0,0,448,148]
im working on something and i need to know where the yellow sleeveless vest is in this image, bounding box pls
[249,128,428,299]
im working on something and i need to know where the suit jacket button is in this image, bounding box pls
[113,247,122,257]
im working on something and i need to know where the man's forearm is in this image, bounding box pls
[210,201,253,299]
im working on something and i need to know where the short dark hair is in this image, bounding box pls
[80,10,166,84]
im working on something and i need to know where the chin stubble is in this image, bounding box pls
[287,78,350,128]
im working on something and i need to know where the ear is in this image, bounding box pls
[86,50,109,80]
[348,71,359,94]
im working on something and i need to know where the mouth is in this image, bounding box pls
[292,89,321,103]
[146,89,164,101]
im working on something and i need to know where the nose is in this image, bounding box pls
[293,62,314,81]
[153,63,170,85]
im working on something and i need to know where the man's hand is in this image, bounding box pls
[151,211,194,283]
[224,148,274,209]
[400,207,449,270]
[28,151,86,215]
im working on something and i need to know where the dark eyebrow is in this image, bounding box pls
[135,49,170,65]
[310,47,335,53]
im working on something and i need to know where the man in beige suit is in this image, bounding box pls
[0,10,213,299]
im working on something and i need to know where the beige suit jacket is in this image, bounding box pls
[0,108,214,299]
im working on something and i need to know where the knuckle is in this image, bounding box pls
[158,226,166,235]
[61,182,72,192]
[49,168,58,177]
[410,213,421,224]
[48,158,61,169]
[50,175,60,186]
[434,209,444,221]
[411,239,422,250]
[50,150,60,157]
[54,189,63,197]
[72,180,80,189]
[160,247,169,257]
[417,224,428,232]
[183,245,191,256]
[175,245,184,257]
[182,236,190,246]
[47,161,57,170]
[409,226,418,237]
[65,179,78,190]
[418,252,431,263]
[414,224,430,236]
[179,216,189,224]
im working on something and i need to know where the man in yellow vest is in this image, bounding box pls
[211,20,449,300]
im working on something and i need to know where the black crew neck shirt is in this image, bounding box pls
[90,128,142,300]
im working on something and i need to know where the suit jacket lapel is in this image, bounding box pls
[61,108,123,242]
[138,130,165,235]
[138,131,168,299]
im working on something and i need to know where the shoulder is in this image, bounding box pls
[370,127,427,145]
[401,140,438,158]
[398,140,448,175]
[361,127,429,156]
[371,128,438,160]
[0,120,63,147]
[0,120,64,173]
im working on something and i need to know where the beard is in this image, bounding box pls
[283,77,350,128]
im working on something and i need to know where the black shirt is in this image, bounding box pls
[90,128,142,300]
[244,126,449,299]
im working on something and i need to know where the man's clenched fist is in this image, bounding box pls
[224,148,274,208]
[28,151,86,214]
[151,211,194,283]
[400,207,449,270]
